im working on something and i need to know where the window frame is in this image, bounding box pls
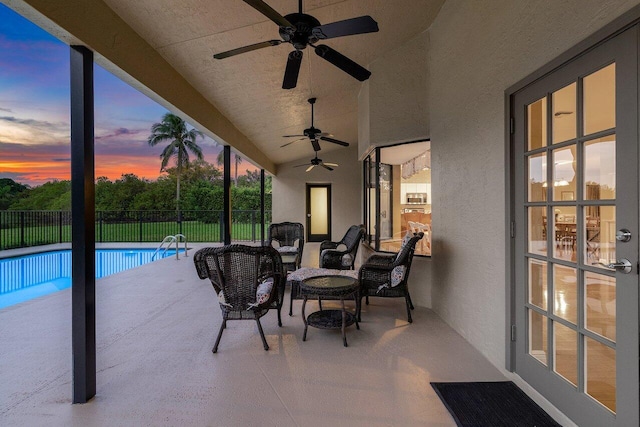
[363,139,431,257]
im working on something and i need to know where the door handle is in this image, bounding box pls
[307,214,311,218]
[592,259,633,274]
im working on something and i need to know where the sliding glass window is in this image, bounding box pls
[363,141,431,256]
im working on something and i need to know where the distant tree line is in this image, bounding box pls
[0,160,271,212]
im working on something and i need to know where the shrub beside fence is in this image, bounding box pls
[0,210,272,250]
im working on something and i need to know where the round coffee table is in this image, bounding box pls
[300,275,360,347]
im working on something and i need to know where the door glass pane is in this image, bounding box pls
[378,163,392,240]
[585,337,616,413]
[553,206,576,261]
[585,205,616,266]
[528,152,547,202]
[552,83,577,143]
[552,145,576,201]
[368,156,377,244]
[584,135,616,200]
[529,309,548,366]
[585,271,616,341]
[554,322,578,386]
[310,187,328,235]
[527,97,547,150]
[583,206,616,267]
[528,259,547,310]
[584,63,615,135]
[528,207,547,256]
[553,264,577,324]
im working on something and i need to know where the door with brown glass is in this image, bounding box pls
[512,27,638,426]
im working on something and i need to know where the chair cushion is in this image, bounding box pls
[391,265,406,287]
[277,246,298,254]
[341,253,353,267]
[396,232,413,262]
[255,278,274,305]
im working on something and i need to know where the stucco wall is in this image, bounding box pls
[355,29,433,307]
[429,0,639,370]
[272,146,362,267]
[358,30,430,159]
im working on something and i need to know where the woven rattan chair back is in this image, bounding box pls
[267,222,304,269]
[319,224,365,270]
[357,232,424,323]
[193,244,285,352]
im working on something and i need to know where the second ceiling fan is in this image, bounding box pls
[281,97,349,152]
[213,0,379,89]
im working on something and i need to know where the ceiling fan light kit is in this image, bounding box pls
[213,0,379,89]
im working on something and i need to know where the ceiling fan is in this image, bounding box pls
[294,152,338,172]
[281,97,349,151]
[213,0,379,89]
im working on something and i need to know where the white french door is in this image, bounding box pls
[512,27,639,426]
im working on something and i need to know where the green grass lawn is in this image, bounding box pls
[0,220,269,250]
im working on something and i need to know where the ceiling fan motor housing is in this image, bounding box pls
[304,126,321,138]
[279,13,321,49]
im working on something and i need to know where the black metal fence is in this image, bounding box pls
[0,210,272,250]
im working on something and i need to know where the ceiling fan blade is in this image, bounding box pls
[323,162,339,167]
[213,40,282,59]
[320,163,334,171]
[311,139,321,151]
[283,50,303,89]
[280,138,306,148]
[242,0,294,28]
[306,165,315,172]
[312,16,379,40]
[283,134,306,137]
[320,136,349,147]
[314,45,371,81]
[317,132,333,137]
[294,162,312,168]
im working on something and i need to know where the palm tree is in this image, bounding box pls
[148,113,204,212]
[216,150,242,186]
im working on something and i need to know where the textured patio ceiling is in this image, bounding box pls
[7,0,444,171]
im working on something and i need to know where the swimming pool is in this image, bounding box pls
[0,249,182,310]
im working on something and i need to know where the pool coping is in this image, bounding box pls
[0,242,197,259]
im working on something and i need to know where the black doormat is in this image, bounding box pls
[431,381,561,427]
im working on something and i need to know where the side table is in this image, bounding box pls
[300,275,360,347]
[287,268,359,316]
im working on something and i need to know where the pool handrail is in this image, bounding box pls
[152,235,177,260]
[152,234,188,260]
[174,234,188,258]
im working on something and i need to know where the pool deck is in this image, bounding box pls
[0,243,516,426]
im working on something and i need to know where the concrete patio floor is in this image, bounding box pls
[0,244,507,426]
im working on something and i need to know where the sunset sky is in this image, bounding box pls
[0,4,252,187]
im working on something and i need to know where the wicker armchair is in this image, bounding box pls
[357,232,424,323]
[319,224,365,270]
[193,245,286,352]
[267,222,304,271]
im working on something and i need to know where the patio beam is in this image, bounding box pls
[70,45,96,403]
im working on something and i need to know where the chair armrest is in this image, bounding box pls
[365,254,395,264]
[320,240,339,251]
[360,261,395,273]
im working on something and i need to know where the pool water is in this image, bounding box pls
[0,249,182,310]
